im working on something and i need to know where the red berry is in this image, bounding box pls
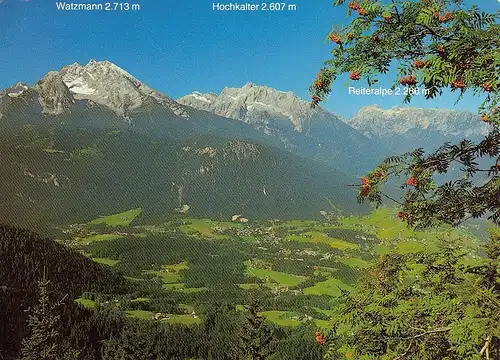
[329,33,342,44]
[357,8,368,16]
[481,114,490,122]
[451,78,466,90]
[311,95,321,106]
[405,177,417,186]
[360,185,370,197]
[350,70,361,81]
[348,1,360,10]
[400,75,416,86]
[481,83,493,92]
[413,60,425,69]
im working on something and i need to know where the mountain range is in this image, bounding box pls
[346,104,490,154]
[0,60,489,232]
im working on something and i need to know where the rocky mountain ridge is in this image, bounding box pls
[346,104,490,153]
[178,83,387,173]
[179,82,316,132]
[1,60,489,174]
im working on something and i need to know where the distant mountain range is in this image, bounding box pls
[0,61,364,231]
[178,83,386,174]
[0,60,490,232]
[346,104,490,154]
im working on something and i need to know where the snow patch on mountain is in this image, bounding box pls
[178,82,317,132]
[56,60,189,118]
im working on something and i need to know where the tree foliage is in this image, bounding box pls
[235,297,273,360]
[311,0,499,227]
[20,269,80,360]
[323,233,500,359]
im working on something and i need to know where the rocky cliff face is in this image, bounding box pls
[179,82,315,132]
[346,105,490,153]
[179,83,387,174]
[58,60,189,118]
[33,71,75,116]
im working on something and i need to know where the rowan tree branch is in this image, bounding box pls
[402,327,452,340]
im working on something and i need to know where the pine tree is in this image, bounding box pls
[20,268,61,360]
[235,297,273,360]
[20,268,80,360]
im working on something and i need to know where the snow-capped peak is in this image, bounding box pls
[178,83,323,131]
[55,60,188,118]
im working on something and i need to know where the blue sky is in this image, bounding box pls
[0,0,497,118]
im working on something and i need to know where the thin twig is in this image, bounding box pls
[393,340,414,360]
[480,337,490,359]
[382,193,403,205]
[402,327,451,340]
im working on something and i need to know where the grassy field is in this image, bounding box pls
[239,283,260,289]
[162,283,208,293]
[92,257,119,266]
[245,261,307,287]
[285,231,359,250]
[75,298,96,309]
[131,297,151,303]
[163,314,201,325]
[125,310,154,320]
[89,208,143,227]
[77,234,124,243]
[339,257,372,269]
[260,311,302,327]
[303,278,353,296]
[142,261,189,284]
[260,311,330,328]
[178,218,242,240]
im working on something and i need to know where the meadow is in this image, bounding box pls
[64,207,482,328]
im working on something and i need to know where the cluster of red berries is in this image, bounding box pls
[357,8,369,16]
[360,176,371,196]
[396,211,405,219]
[370,269,384,281]
[346,33,356,40]
[347,1,360,10]
[481,114,490,122]
[329,33,342,44]
[481,83,493,93]
[315,332,326,345]
[451,78,466,89]
[348,1,368,16]
[311,95,321,106]
[314,79,326,89]
[350,70,361,81]
[400,75,417,86]
[405,177,418,186]
[383,15,393,23]
[413,60,431,69]
[434,11,454,23]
